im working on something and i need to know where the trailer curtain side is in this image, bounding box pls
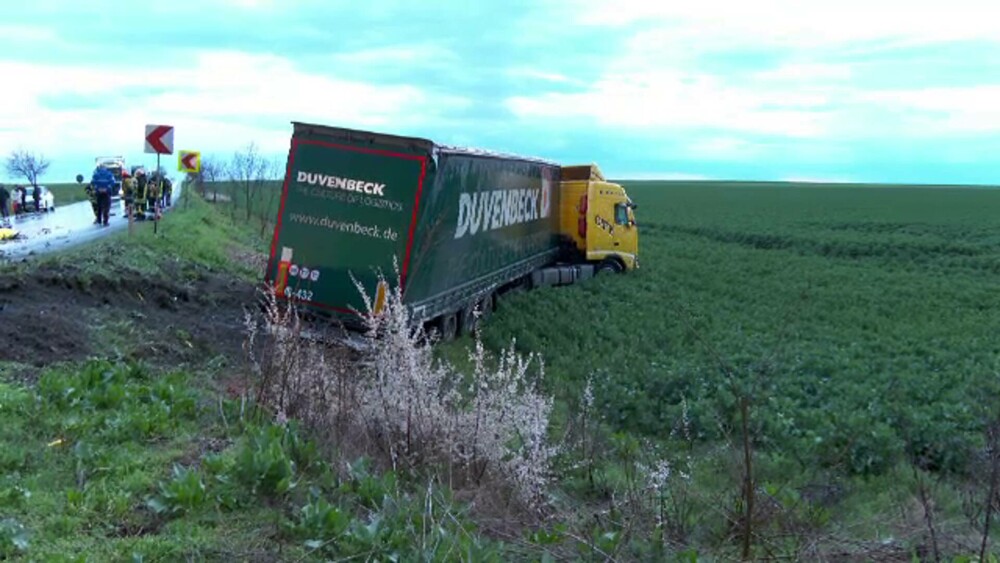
[266,122,564,326]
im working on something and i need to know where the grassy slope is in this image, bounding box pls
[198,180,283,216]
[16,189,265,279]
[0,190,506,561]
[0,192,273,560]
[0,361,501,561]
[0,363,290,560]
[7,179,1000,559]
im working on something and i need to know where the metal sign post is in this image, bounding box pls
[144,125,174,155]
[154,153,160,235]
[144,124,174,237]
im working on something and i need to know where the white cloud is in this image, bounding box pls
[755,63,854,82]
[684,137,762,160]
[861,86,1000,112]
[782,176,853,184]
[216,0,277,9]
[857,86,1000,133]
[0,24,57,42]
[4,1,999,183]
[505,71,832,137]
[140,51,456,125]
[505,68,582,85]
[0,50,472,174]
[332,44,459,65]
[507,0,1000,142]
[617,172,713,180]
[567,0,1000,48]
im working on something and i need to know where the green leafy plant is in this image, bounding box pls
[147,464,209,516]
[0,518,30,557]
[230,423,298,497]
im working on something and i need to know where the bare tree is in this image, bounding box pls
[260,155,286,236]
[270,155,285,181]
[227,141,273,224]
[184,156,214,208]
[6,149,50,186]
[199,156,223,202]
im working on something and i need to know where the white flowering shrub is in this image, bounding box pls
[244,259,557,509]
[242,286,341,431]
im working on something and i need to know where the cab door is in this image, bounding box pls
[585,182,619,260]
[612,198,638,269]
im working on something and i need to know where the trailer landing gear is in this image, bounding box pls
[460,303,478,336]
[479,293,494,322]
[460,291,495,337]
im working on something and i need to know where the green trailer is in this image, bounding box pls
[265,121,638,340]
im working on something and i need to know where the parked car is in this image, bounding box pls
[13,185,55,213]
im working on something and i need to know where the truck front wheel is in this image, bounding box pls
[597,259,624,275]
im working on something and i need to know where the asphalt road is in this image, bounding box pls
[0,185,183,262]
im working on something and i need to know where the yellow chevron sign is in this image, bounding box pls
[178,150,201,173]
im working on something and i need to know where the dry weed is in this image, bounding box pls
[243,259,557,512]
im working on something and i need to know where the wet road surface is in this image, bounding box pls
[1,186,183,262]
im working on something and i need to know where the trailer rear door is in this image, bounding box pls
[266,132,428,319]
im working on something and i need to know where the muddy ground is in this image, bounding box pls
[0,260,259,379]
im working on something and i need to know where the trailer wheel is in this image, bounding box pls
[460,303,478,336]
[439,313,458,342]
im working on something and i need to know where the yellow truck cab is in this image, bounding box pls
[559,164,639,272]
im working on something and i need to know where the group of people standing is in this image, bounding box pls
[0,166,175,230]
[85,167,173,226]
[0,183,42,227]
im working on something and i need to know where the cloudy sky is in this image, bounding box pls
[2,0,999,184]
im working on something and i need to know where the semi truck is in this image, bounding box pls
[264,121,639,341]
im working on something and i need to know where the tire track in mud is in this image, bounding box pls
[0,261,257,376]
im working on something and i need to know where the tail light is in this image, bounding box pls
[373,280,389,315]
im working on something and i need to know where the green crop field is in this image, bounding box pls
[46,183,89,206]
[1,183,89,206]
[451,180,1000,554]
[208,174,1000,485]
[480,180,1000,466]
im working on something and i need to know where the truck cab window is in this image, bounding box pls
[614,203,629,225]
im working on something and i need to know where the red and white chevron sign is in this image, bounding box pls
[144,124,174,154]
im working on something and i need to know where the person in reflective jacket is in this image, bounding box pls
[91,167,115,226]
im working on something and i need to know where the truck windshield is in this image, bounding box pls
[614,203,629,225]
